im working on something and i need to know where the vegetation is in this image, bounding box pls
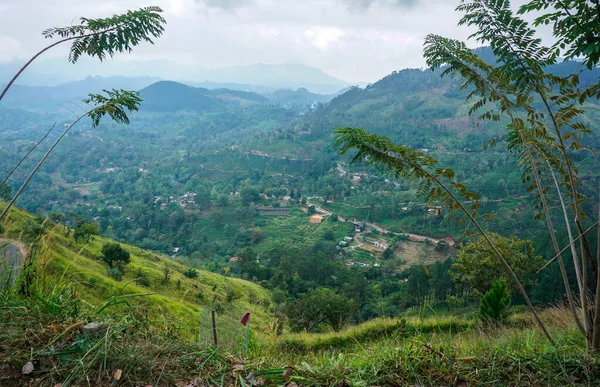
[101,243,131,269]
[2,0,600,385]
[453,233,542,296]
[479,280,511,325]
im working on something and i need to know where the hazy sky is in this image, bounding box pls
[0,0,540,83]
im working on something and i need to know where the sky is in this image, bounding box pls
[0,0,543,84]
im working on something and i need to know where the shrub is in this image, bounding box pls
[224,282,242,303]
[479,280,510,325]
[161,264,173,285]
[107,267,123,281]
[183,267,198,279]
[22,219,43,240]
[135,268,152,287]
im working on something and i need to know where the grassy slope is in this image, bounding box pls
[251,307,594,386]
[1,204,274,339]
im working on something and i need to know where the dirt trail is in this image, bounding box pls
[0,239,27,289]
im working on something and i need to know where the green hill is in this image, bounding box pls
[139,81,269,113]
[0,203,275,340]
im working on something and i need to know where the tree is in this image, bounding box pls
[479,280,510,325]
[0,184,11,202]
[453,233,543,296]
[335,0,600,348]
[162,263,173,285]
[323,229,335,241]
[0,7,165,102]
[101,243,131,269]
[422,0,600,349]
[240,186,260,205]
[250,228,264,245]
[285,288,356,333]
[209,211,225,231]
[0,7,166,222]
[74,222,100,243]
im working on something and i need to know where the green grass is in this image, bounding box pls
[0,204,275,340]
[250,307,596,387]
[2,205,598,386]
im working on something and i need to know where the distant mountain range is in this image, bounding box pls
[0,76,160,111]
[138,81,269,112]
[0,76,339,114]
[0,60,350,94]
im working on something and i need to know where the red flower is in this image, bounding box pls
[240,311,251,326]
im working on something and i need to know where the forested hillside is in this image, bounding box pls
[4,1,600,385]
[1,48,599,329]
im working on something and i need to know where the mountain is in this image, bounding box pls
[1,76,161,111]
[264,87,336,112]
[267,54,600,156]
[138,81,269,112]
[0,59,349,94]
[199,63,349,94]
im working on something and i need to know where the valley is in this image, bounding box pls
[2,2,600,384]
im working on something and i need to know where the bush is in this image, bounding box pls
[135,268,152,287]
[479,280,510,325]
[224,282,242,303]
[22,219,43,240]
[107,267,123,281]
[183,267,199,279]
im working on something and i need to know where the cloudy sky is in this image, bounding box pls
[0,0,540,83]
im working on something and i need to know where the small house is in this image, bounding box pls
[344,236,353,242]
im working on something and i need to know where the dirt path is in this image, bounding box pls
[0,239,27,289]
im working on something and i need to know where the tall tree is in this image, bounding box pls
[335,0,600,349]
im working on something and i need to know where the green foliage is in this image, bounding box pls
[225,282,242,303]
[183,267,199,279]
[42,6,166,63]
[84,89,142,126]
[334,127,480,217]
[73,222,100,243]
[106,266,123,281]
[479,280,510,324]
[22,219,43,240]
[161,263,173,285]
[520,0,600,71]
[453,233,543,295]
[435,240,450,254]
[285,288,356,333]
[0,184,11,201]
[134,268,152,287]
[101,243,131,268]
